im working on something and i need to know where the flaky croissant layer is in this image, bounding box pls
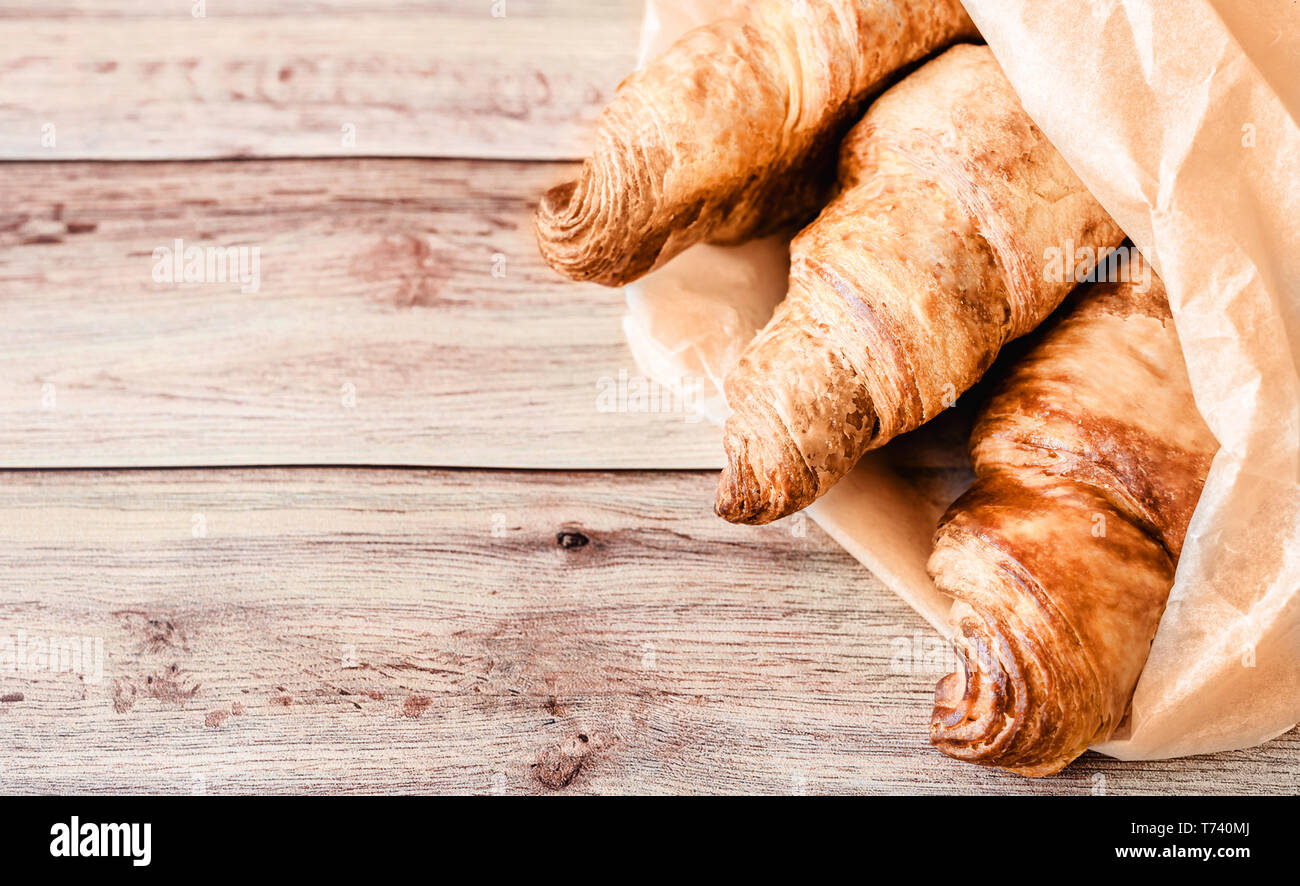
[716,44,1125,524]
[535,0,978,286]
[930,472,1177,776]
[928,262,1218,776]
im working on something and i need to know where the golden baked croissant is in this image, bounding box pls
[715,44,1125,524]
[535,0,978,286]
[928,260,1218,776]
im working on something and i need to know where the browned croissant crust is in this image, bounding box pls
[715,44,1125,524]
[534,0,978,286]
[928,260,1218,776]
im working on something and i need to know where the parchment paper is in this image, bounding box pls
[622,0,1300,760]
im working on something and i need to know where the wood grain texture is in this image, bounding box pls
[1,2,1293,797]
[0,0,642,160]
[0,467,1294,795]
[0,157,721,469]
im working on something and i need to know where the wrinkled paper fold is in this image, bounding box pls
[622,0,1300,760]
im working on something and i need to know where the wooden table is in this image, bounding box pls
[1,0,1294,795]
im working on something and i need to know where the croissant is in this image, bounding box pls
[715,44,1125,524]
[928,260,1218,776]
[535,0,978,286]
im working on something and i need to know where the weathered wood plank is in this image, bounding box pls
[0,468,1293,794]
[0,0,641,160]
[0,158,720,469]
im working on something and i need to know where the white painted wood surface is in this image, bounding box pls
[0,0,641,160]
[0,158,720,469]
[1,469,1294,794]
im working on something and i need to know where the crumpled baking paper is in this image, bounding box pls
[622,0,1300,761]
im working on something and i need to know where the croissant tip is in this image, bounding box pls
[533,175,642,286]
[538,180,578,222]
[928,632,1011,757]
[714,490,765,525]
[533,179,600,283]
[927,626,1075,777]
[714,461,791,525]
